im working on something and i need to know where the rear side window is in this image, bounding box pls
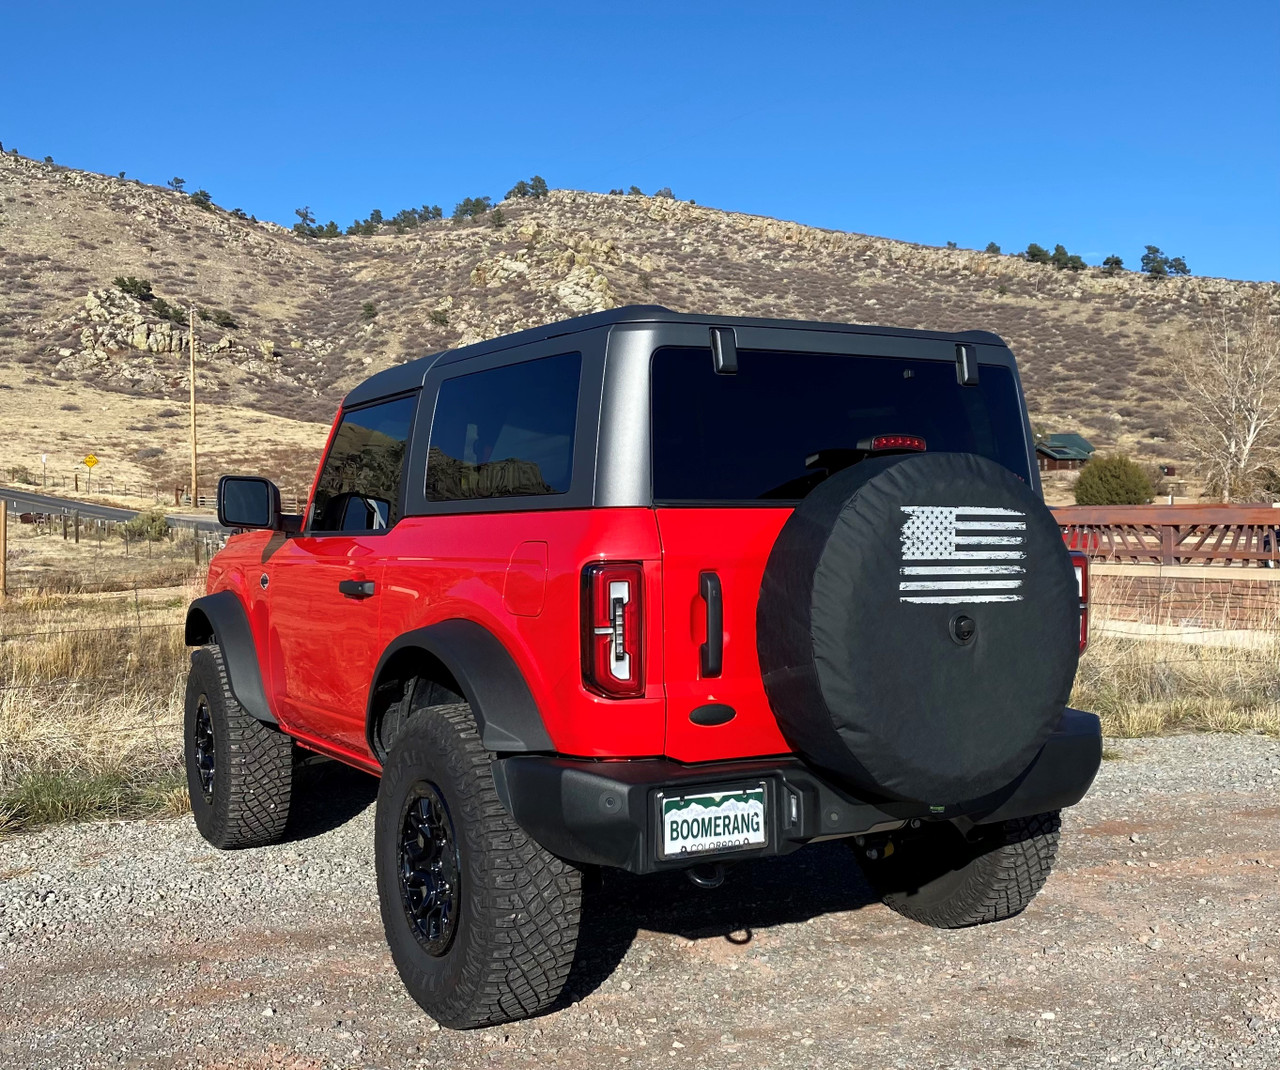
[425,352,581,502]
[310,394,417,532]
[652,347,1031,503]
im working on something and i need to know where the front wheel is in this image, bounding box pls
[375,702,582,1028]
[184,645,293,849]
[856,811,1061,928]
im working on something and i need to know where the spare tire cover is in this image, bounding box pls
[757,452,1079,805]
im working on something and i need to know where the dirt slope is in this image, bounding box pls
[3,150,1277,495]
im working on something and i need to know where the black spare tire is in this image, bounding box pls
[757,452,1079,805]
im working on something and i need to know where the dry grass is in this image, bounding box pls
[0,581,194,835]
[1073,633,1280,738]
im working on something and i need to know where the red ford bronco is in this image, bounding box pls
[184,307,1098,1028]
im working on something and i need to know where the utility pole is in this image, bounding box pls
[189,307,198,508]
[0,498,8,601]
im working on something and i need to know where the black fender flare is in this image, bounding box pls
[369,619,555,755]
[184,591,276,724]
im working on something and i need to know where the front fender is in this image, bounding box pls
[184,591,276,724]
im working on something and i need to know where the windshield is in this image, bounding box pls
[651,347,1032,503]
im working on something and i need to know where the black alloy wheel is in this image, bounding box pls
[192,695,216,802]
[399,783,461,956]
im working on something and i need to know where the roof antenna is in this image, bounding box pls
[711,327,738,375]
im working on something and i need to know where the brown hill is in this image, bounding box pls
[2,151,1276,500]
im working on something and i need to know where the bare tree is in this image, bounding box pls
[1179,310,1280,501]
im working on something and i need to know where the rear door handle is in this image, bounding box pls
[338,579,376,600]
[699,571,723,678]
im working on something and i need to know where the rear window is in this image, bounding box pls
[651,347,1031,503]
[425,352,581,502]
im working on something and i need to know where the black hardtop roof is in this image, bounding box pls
[344,305,1010,408]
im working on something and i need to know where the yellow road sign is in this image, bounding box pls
[83,453,98,469]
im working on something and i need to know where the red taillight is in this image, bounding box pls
[1070,550,1089,652]
[869,434,926,453]
[582,562,645,698]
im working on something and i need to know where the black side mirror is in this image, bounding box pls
[217,475,281,530]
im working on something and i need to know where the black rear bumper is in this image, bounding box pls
[491,708,1102,875]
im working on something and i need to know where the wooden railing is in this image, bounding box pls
[1053,505,1280,566]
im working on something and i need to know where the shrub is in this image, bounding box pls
[628,185,643,196]
[167,177,185,191]
[984,242,1001,254]
[1141,246,1189,278]
[946,240,958,249]
[1102,255,1124,275]
[506,176,548,200]
[189,189,213,209]
[490,207,506,228]
[43,155,53,165]
[1073,454,1153,505]
[429,309,449,327]
[230,207,248,219]
[150,297,187,325]
[452,196,493,221]
[361,302,377,321]
[653,187,675,199]
[1025,243,1051,264]
[1050,244,1086,271]
[122,509,169,542]
[212,309,237,329]
[114,276,154,301]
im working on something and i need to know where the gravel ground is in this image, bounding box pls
[2,734,1278,1070]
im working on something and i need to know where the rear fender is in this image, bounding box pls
[367,619,554,757]
[184,591,276,724]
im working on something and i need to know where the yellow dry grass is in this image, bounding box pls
[1073,632,1280,737]
[0,579,194,835]
[0,377,329,505]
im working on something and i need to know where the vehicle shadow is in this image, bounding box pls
[282,759,378,842]
[560,841,879,1007]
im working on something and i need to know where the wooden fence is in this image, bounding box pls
[1054,505,1280,567]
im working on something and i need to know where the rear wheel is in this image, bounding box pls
[375,702,582,1028]
[856,811,1061,928]
[184,645,293,849]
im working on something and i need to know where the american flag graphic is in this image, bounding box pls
[898,505,1026,604]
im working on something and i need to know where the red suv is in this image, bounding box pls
[184,306,1098,1028]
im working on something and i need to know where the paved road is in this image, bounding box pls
[1,734,1278,1069]
[0,485,223,531]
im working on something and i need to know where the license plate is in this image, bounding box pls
[658,784,767,859]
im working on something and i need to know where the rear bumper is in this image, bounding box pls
[492,707,1102,875]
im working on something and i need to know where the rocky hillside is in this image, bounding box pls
[2,150,1277,496]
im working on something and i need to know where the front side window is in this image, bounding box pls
[310,394,417,532]
[425,352,581,502]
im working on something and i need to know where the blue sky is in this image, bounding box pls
[2,1,1277,280]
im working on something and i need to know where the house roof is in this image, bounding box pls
[1044,433,1095,455]
[1037,444,1091,461]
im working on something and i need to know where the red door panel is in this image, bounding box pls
[656,508,793,762]
[265,534,386,752]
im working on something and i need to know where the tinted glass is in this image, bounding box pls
[425,353,581,502]
[652,347,1031,502]
[310,394,417,532]
[221,478,272,527]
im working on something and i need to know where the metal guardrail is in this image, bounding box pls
[1054,505,1280,566]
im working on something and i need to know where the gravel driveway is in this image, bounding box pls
[2,734,1278,1070]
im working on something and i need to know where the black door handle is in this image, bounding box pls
[339,579,376,600]
[699,571,723,678]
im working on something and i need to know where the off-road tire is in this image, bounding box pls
[184,645,293,849]
[375,703,582,1029]
[859,811,1061,928]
